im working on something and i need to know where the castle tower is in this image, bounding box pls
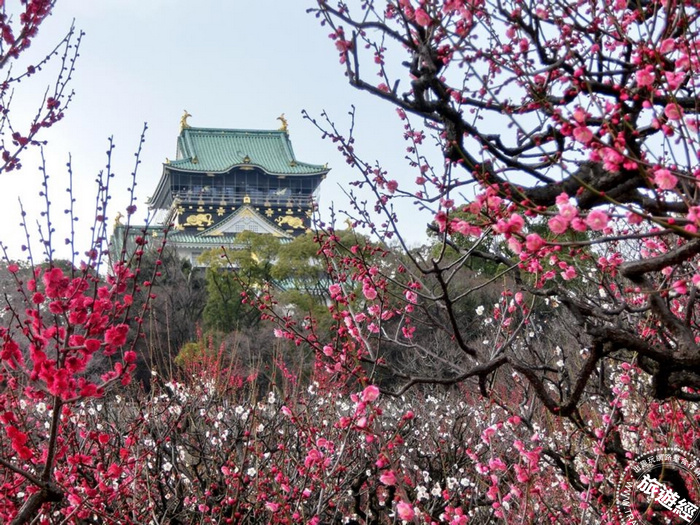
[135,113,329,265]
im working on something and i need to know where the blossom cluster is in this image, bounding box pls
[2,347,698,523]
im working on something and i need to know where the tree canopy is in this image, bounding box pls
[303,0,700,404]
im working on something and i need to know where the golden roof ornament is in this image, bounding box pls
[180,110,192,132]
[277,114,289,133]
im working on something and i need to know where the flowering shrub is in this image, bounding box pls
[283,0,700,521]
[1,334,697,523]
[0,117,158,522]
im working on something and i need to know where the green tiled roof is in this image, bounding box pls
[169,127,328,176]
[164,231,293,246]
[166,232,239,245]
[110,222,292,257]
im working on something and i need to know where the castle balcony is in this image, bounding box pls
[170,189,315,208]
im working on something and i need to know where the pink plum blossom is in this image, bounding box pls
[435,211,448,232]
[494,214,524,236]
[573,125,593,144]
[396,501,415,521]
[362,384,380,402]
[572,107,587,124]
[599,147,625,171]
[635,66,655,88]
[555,192,570,206]
[664,102,683,121]
[660,37,675,54]
[452,219,481,237]
[507,237,523,254]
[414,7,431,26]
[489,457,507,471]
[508,214,525,233]
[689,206,700,224]
[626,211,644,225]
[653,168,678,190]
[571,217,588,232]
[362,283,378,300]
[558,203,578,221]
[585,210,609,231]
[405,290,418,304]
[672,280,688,295]
[379,470,397,486]
[665,70,684,90]
[481,425,497,444]
[548,215,568,234]
[561,266,576,281]
[525,233,545,252]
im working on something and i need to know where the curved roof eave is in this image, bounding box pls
[164,162,330,177]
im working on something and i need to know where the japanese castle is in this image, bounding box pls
[113,112,329,265]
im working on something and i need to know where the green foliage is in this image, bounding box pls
[271,232,321,283]
[201,260,260,333]
[174,341,202,368]
[200,232,334,333]
[272,232,331,321]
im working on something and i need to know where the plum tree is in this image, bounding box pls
[307,0,700,408]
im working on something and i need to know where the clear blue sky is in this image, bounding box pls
[2,1,425,260]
